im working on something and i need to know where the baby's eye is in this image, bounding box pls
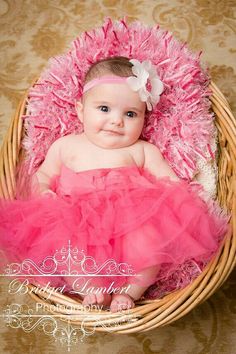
[126,111,137,118]
[99,105,109,112]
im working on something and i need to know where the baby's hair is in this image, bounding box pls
[84,56,133,84]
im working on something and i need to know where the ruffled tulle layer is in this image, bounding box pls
[0,165,229,294]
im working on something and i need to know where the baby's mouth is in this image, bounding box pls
[103,130,123,135]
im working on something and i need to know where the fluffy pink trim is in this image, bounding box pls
[22,18,214,179]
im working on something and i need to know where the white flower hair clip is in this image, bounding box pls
[127,59,164,111]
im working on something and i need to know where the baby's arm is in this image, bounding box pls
[143,142,180,182]
[33,138,62,194]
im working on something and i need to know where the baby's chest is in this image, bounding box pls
[61,138,145,171]
[63,149,136,171]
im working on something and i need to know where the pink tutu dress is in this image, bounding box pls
[0,164,229,294]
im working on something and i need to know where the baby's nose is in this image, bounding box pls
[111,114,123,126]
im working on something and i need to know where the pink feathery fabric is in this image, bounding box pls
[22,18,214,180]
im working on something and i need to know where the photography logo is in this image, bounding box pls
[0,240,142,351]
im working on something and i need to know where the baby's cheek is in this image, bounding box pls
[133,125,144,139]
[95,122,105,131]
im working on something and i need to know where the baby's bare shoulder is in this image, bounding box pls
[127,140,148,167]
[43,134,81,161]
[141,140,180,181]
[139,140,162,156]
[56,133,82,146]
[49,134,82,154]
[140,140,158,148]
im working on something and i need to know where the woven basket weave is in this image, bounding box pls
[0,82,235,333]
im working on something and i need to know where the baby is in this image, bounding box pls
[35,57,180,311]
[0,57,228,313]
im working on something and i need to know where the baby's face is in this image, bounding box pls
[76,81,146,149]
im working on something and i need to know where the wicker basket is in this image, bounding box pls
[0,81,235,333]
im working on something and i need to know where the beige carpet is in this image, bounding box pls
[0,1,235,353]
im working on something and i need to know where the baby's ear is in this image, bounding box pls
[75,100,84,123]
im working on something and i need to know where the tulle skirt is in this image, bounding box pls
[0,164,229,294]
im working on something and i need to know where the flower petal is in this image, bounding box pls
[126,76,140,91]
[139,88,149,102]
[146,100,152,111]
[151,78,164,95]
[139,70,149,85]
[143,60,152,72]
[130,59,143,77]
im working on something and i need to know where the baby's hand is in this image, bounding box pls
[41,189,57,198]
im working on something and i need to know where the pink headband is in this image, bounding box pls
[82,60,164,111]
[83,76,127,93]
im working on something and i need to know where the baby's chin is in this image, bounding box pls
[86,135,135,149]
